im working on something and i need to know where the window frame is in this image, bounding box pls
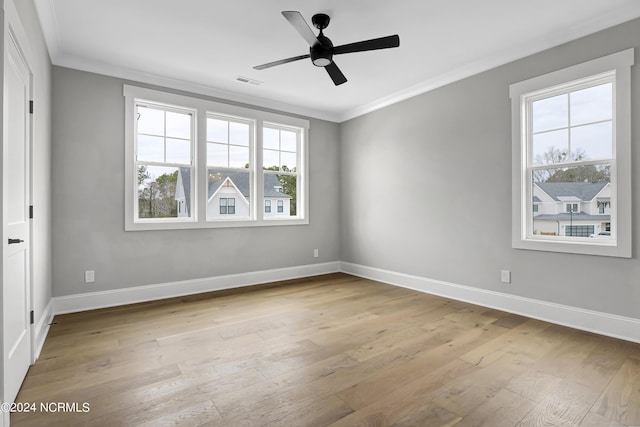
[124,85,310,231]
[262,122,303,221]
[509,49,633,258]
[133,101,196,224]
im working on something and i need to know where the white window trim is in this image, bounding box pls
[509,49,633,258]
[124,85,310,231]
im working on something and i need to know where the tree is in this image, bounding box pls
[547,164,610,183]
[533,146,596,182]
[138,165,150,185]
[137,169,179,218]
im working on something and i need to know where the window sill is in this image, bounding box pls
[125,218,309,231]
[513,236,630,258]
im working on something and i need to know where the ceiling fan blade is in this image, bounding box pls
[282,11,319,47]
[253,54,310,70]
[333,35,400,55]
[325,61,347,86]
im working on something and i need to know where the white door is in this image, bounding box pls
[3,29,32,405]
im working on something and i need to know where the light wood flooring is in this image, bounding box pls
[12,273,640,426]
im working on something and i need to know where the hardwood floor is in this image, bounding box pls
[11,273,640,426]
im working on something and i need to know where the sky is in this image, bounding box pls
[531,82,612,165]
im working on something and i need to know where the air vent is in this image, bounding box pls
[236,76,262,86]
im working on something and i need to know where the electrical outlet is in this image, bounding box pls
[85,270,95,283]
[313,249,319,258]
[500,269,511,284]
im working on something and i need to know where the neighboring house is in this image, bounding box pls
[532,181,611,237]
[176,168,291,218]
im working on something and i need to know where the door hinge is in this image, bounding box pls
[30,310,34,325]
[29,205,34,219]
[29,100,34,114]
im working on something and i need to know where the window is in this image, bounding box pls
[263,124,301,218]
[532,204,539,213]
[565,203,579,213]
[219,198,235,215]
[134,103,195,221]
[206,114,252,221]
[510,49,632,257]
[124,85,309,230]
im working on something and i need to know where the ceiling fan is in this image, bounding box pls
[253,11,400,86]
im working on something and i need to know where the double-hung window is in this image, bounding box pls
[207,114,253,221]
[263,124,301,218]
[124,85,309,230]
[510,49,633,257]
[134,103,195,221]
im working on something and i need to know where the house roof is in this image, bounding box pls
[534,182,608,202]
[207,169,291,199]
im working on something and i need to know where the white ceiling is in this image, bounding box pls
[34,0,640,122]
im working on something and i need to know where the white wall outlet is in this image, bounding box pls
[313,249,319,258]
[501,269,511,284]
[85,270,95,283]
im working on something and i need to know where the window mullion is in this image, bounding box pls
[256,119,265,221]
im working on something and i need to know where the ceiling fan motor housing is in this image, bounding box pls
[310,34,333,67]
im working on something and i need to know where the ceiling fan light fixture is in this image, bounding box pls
[312,57,331,67]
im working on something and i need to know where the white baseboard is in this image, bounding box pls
[32,299,54,361]
[53,261,341,315]
[49,260,640,344]
[340,261,640,344]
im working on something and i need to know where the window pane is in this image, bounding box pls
[137,135,164,162]
[281,151,297,171]
[166,138,191,164]
[570,83,612,126]
[166,111,191,139]
[532,94,568,133]
[229,145,249,168]
[263,149,279,169]
[230,122,250,146]
[138,165,187,219]
[137,106,164,136]
[571,121,612,160]
[531,163,611,239]
[207,143,228,167]
[264,173,297,217]
[532,129,568,165]
[263,127,279,150]
[207,169,251,220]
[280,130,297,152]
[207,118,228,143]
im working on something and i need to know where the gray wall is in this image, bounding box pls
[52,67,341,297]
[340,18,640,319]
